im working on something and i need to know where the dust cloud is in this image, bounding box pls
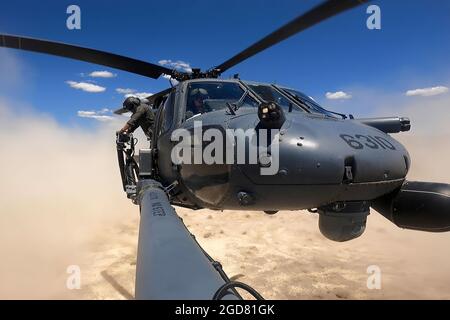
[394,94,450,183]
[0,100,135,299]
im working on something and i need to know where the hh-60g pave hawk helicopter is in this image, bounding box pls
[1,0,449,300]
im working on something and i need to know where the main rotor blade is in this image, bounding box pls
[214,0,369,73]
[0,34,175,79]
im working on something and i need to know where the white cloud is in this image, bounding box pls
[162,73,180,85]
[125,92,153,99]
[158,59,192,73]
[66,81,106,93]
[77,108,114,121]
[325,91,352,100]
[405,86,448,97]
[116,88,136,94]
[115,88,153,100]
[89,71,117,78]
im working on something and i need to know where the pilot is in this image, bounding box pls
[188,88,210,115]
[118,96,155,139]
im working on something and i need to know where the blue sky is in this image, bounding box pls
[0,0,449,126]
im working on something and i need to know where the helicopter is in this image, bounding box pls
[1,0,449,300]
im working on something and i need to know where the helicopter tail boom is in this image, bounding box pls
[372,181,450,232]
[135,179,240,300]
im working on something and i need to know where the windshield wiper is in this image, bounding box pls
[226,102,236,115]
[233,90,250,111]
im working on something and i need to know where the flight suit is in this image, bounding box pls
[127,104,155,138]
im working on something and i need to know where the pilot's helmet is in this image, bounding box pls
[190,88,209,100]
[123,96,141,112]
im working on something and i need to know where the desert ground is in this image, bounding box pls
[77,207,450,300]
[1,95,449,300]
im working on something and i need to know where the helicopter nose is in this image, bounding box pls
[235,113,410,186]
[178,112,411,210]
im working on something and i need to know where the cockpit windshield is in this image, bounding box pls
[185,81,341,120]
[279,87,339,118]
[243,81,340,118]
[186,82,258,119]
[245,83,303,113]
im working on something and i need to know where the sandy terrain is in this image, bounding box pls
[75,207,450,300]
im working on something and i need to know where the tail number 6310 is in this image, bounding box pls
[339,134,396,150]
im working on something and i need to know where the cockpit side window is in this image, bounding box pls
[155,98,166,138]
[163,91,175,132]
[154,91,175,140]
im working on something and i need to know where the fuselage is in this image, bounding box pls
[153,79,410,210]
